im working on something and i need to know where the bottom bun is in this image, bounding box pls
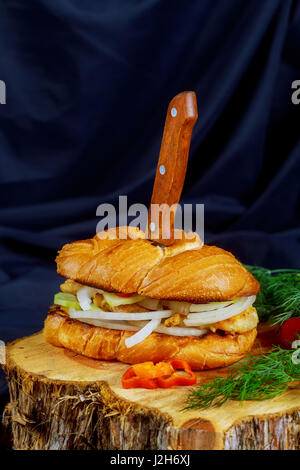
[44,312,257,370]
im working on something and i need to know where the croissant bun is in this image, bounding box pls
[44,228,260,369]
[44,311,257,370]
[55,226,260,302]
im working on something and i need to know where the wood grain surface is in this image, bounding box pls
[1,326,300,450]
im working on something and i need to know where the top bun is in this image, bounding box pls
[56,227,260,302]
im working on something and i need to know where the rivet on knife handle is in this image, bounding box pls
[147,91,198,246]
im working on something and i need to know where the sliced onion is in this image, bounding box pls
[190,300,235,313]
[127,320,207,337]
[184,296,256,326]
[77,287,101,310]
[69,309,172,321]
[155,324,207,337]
[161,300,191,315]
[125,318,160,348]
[74,317,208,338]
[75,318,140,331]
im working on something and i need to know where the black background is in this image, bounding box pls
[0,0,300,406]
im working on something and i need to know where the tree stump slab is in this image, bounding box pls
[1,331,300,450]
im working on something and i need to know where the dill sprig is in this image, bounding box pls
[184,266,300,410]
[245,266,300,325]
[184,346,300,410]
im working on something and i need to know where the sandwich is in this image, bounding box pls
[44,226,260,370]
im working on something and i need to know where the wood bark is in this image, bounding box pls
[1,332,300,450]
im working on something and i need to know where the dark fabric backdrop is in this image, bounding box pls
[0,0,300,404]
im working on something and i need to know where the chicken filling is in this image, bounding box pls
[56,279,258,336]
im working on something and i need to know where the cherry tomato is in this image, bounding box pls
[280,317,300,347]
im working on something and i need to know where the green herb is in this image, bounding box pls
[245,266,300,325]
[184,346,300,410]
[184,266,300,410]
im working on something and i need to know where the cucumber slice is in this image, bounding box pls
[88,304,103,311]
[54,292,81,310]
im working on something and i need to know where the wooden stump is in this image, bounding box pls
[2,331,300,450]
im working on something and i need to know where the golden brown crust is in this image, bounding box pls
[44,312,257,370]
[56,227,260,302]
[139,245,259,301]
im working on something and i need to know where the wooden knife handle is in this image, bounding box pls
[147,91,198,245]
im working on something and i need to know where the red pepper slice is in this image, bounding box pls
[122,366,158,389]
[132,361,174,379]
[157,359,197,388]
[121,359,197,389]
[280,317,300,347]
